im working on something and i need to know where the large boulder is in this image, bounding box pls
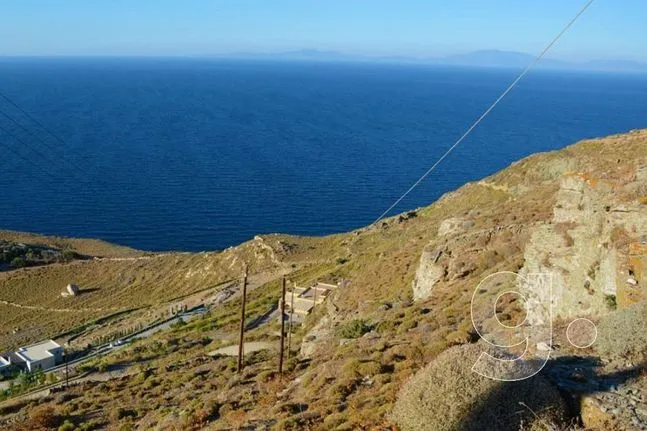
[412,248,444,301]
[390,344,568,431]
[66,284,80,296]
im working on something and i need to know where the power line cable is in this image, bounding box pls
[0,122,106,201]
[0,117,58,174]
[0,108,96,181]
[0,91,99,170]
[0,104,109,194]
[0,122,79,182]
[372,0,595,226]
[0,136,69,195]
[0,113,105,195]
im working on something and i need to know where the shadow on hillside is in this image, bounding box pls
[455,356,645,431]
[77,287,101,295]
[245,304,278,331]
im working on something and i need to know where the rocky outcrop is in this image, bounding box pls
[412,248,445,301]
[412,219,528,301]
[412,161,647,322]
[437,217,473,237]
[520,171,647,322]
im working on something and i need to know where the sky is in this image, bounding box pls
[0,0,645,61]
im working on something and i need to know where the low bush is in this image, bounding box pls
[596,301,647,362]
[445,329,476,346]
[336,319,372,339]
[375,319,398,334]
[604,294,617,310]
[390,344,568,431]
[58,420,75,431]
[323,412,346,429]
[29,406,60,429]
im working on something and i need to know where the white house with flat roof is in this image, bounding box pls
[15,340,63,372]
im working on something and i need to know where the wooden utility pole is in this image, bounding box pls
[279,276,286,374]
[237,266,248,374]
[313,282,317,312]
[287,282,295,359]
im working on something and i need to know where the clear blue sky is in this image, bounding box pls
[0,0,645,60]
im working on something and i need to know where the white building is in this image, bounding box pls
[15,340,63,372]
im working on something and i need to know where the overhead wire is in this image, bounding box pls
[372,0,596,226]
[0,101,106,195]
[0,108,96,180]
[0,135,70,195]
[0,91,100,172]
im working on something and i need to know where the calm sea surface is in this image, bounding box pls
[0,58,646,251]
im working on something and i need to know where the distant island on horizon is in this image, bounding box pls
[3,49,646,74]
[215,48,647,73]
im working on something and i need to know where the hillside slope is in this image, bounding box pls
[1,129,646,430]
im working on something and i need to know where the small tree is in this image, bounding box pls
[61,249,79,262]
[10,257,26,268]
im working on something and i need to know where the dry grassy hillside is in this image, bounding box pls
[0,232,340,351]
[1,129,646,431]
[0,231,144,259]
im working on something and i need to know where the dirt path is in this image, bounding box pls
[0,299,113,313]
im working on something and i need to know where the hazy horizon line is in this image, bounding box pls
[0,48,645,64]
[1,49,646,74]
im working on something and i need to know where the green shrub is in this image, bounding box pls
[604,294,617,310]
[10,256,26,268]
[255,370,276,383]
[396,317,418,334]
[336,319,372,339]
[323,412,346,429]
[110,407,138,422]
[61,249,80,262]
[357,360,383,376]
[77,421,98,431]
[58,420,76,431]
[445,329,475,346]
[341,358,362,378]
[375,320,397,334]
[325,378,357,403]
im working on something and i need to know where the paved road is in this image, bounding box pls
[129,309,205,340]
[0,272,286,404]
[208,341,274,357]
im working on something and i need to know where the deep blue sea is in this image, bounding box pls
[0,58,646,251]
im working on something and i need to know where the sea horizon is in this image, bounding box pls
[1,58,646,251]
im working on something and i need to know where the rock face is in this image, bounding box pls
[437,217,473,237]
[405,132,647,431]
[412,148,647,324]
[412,248,445,301]
[412,218,528,302]
[520,171,647,322]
